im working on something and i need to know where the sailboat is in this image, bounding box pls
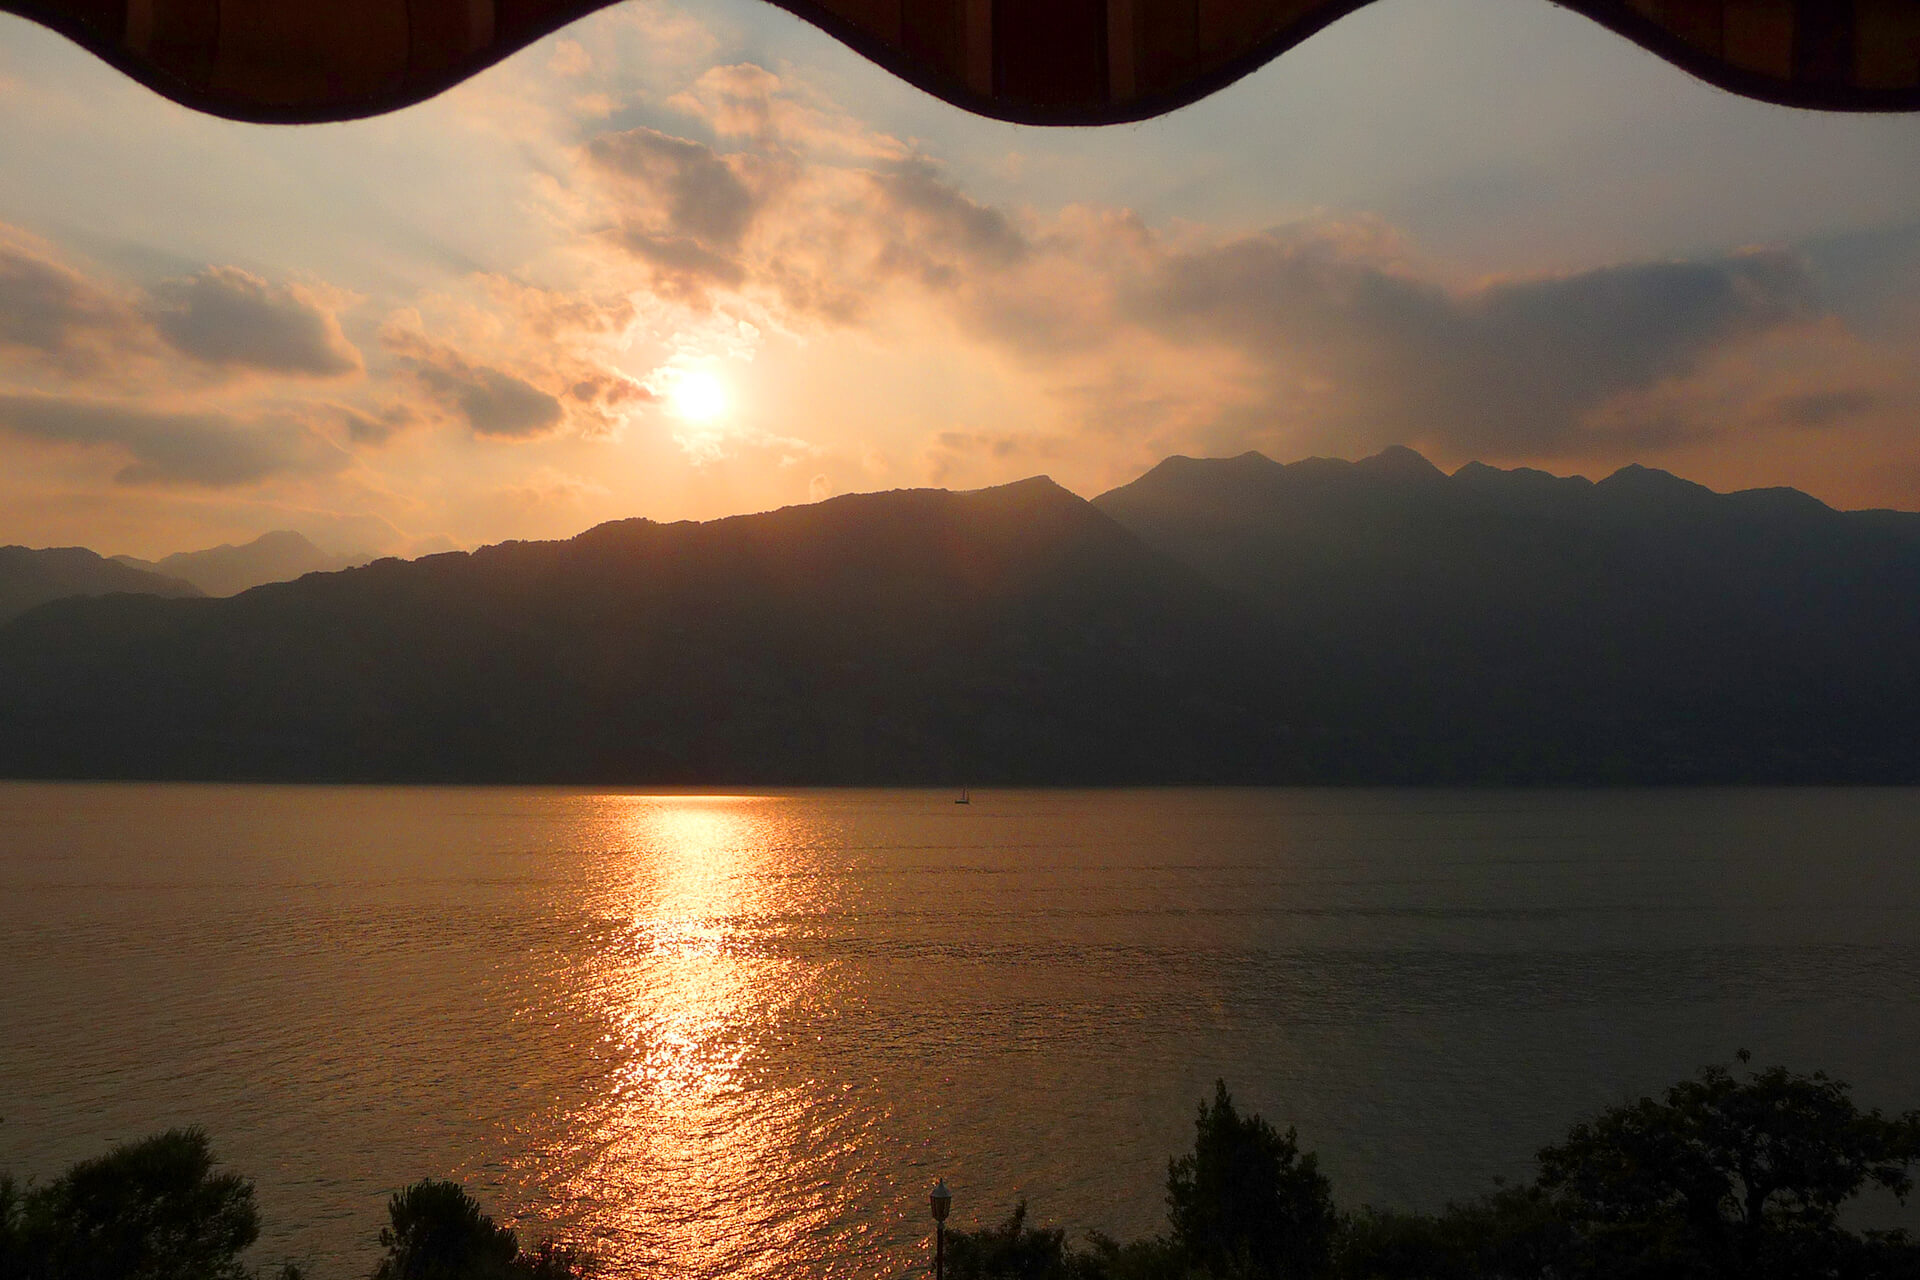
[955,786,970,805]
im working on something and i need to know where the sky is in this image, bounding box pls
[2,0,1920,559]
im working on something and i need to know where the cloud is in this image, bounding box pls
[143,267,362,377]
[925,429,1066,484]
[495,466,610,509]
[612,228,749,304]
[0,224,145,374]
[547,58,1881,479]
[584,124,788,304]
[0,392,351,486]
[478,275,635,341]
[1124,227,1821,456]
[588,126,763,249]
[666,63,907,159]
[384,330,566,438]
[871,159,1027,275]
[565,370,654,412]
[326,402,417,445]
[1772,388,1879,429]
[548,39,592,77]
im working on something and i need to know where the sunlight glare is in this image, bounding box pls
[518,793,851,1276]
[667,370,730,423]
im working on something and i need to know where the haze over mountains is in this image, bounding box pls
[0,546,201,625]
[0,530,366,628]
[113,531,370,597]
[2,448,1918,784]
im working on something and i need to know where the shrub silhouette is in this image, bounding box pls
[949,1061,1920,1280]
[945,1081,1336,1280]
[370,1179,591,1280]
[6,1057,1916,1280]
[0,1128,270,1280]
[945,1201,1073,1280]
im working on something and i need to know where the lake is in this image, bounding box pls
[2,784,1917,1277]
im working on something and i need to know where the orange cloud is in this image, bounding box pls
[142,266,363,378]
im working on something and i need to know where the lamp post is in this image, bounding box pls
[930,1178,951,1280]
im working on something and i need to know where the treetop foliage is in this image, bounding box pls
[5,1058,1916,1280]
[944,1059,1920,1280]
[1166,1081,1336,1280]
[0,1128,267,1280]
[370,1179,589,1280]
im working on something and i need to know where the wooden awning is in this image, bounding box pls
[7,0,1920,124]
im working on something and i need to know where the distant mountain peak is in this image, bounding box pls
[1450,460,1595,494]
[1354,445,1443,479]
[1596,463,1716,501]
[114,529,369,596]
[967,473,1073,499]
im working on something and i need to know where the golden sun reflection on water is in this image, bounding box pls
[526,794,887,1279]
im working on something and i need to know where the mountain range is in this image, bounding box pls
[2,449,1917,784]
[112,530,369,597]
[0,545,201,625]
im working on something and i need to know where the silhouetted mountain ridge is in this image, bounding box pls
[0,479,1295,783]
[0,545,201,624]
[1094,449,1920,781]
[2,453,1918,783]
[113,530,369,596]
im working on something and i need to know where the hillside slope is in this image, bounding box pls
[0,545,202,625]
[0,479,1296,783]
[1094,448,1920,781]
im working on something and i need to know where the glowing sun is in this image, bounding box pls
[667,370,729,423]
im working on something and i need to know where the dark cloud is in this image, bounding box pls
[1799,220,1920,334]
[327,402,417,445]
[877,160,1025,263]
[613,226,747,299]
[1137,230,1818,455]
[0,392,351,486]
[566,372,654,408]
[1772,388,1878,429]
[385,332,565,439]
[588,127,762,249]
[0,229,144,373]
[870,158,1027,286]
[143,267,362,377]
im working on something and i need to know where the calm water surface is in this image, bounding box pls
[3,785,1918,1277]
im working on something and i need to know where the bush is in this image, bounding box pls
[957,1060,1920,1280]
[946,1201,1074,1280]
[2,1128,263,1280]
[1335,1186,1571,1280]
[370,1179,592,1280]
[7,1057,1914,1280]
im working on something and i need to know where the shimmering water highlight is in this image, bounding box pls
[3,785,1918,1277]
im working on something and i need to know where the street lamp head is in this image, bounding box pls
[930,1178,951,1223]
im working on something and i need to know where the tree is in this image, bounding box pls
[2,1173,24,1277]
[6,1128,261,1280]
[1167,1081,1336,1280]
[946,1200,1074,1280]
[1535,1054,1920,1279]
[372,1180,522,1280]
[370,1179,592,1280]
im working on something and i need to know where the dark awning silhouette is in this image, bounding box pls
[6,0,1919,124]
